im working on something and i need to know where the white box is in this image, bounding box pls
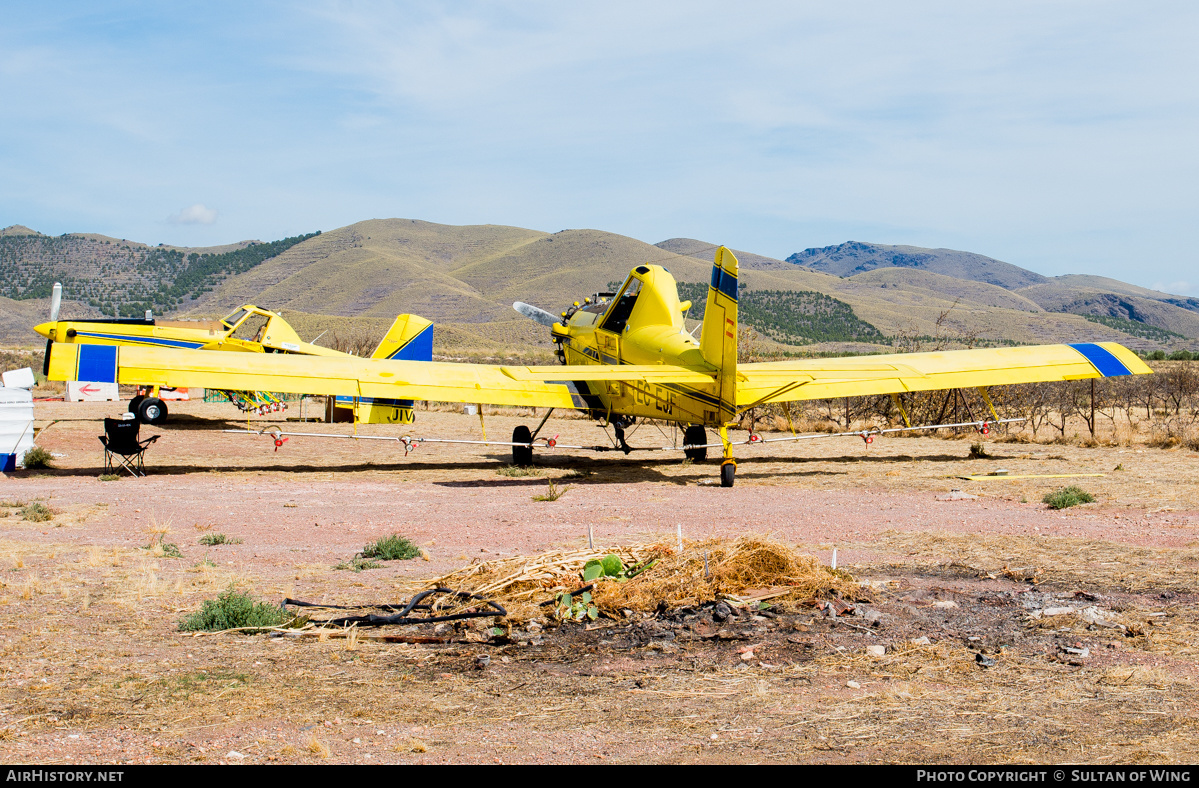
[67,381,120,401]
[1,368,36,389]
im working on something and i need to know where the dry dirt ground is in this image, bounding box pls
[2,401,1199,765]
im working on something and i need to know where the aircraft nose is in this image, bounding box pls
[34,322,54,339]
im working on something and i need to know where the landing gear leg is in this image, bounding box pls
[614,424,632,454]
[719,424,736,488]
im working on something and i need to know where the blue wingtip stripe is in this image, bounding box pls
[1069,343,1131,377]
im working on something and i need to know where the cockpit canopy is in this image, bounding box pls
[597,265,684,334]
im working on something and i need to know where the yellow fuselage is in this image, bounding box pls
[551,264,729,427]
[34,306,343,357]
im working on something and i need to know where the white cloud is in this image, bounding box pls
[1151,281,1195,296]
[167,204,218,225]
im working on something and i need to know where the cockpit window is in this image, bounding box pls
[231,314,269,342]
[220,308,248,329]
[600,277,642,334]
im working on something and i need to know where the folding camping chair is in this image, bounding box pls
[99,416,159,477]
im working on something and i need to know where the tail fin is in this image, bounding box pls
[699,247,739,421]
[371,314,434,360]
[333,314,434,424]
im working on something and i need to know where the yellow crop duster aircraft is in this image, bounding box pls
[35,287,433,425]
[43,248,1150,486]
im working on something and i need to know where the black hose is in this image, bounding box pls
[282,588,506,627]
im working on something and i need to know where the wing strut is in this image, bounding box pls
[529,408,555,441]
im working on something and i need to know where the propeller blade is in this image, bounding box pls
[49,283,62,322]
[513,301,558,327]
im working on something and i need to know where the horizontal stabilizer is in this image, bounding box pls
[501,364,715,384]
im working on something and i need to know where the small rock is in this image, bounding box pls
[937,491,978,501]
[865,645,885,657]
[859,608,884,625]
[226,751,245,760]
[1063,647,1090,658]
[527,622,543,633]
[910,636,931,646]
[846,680,862,689]
[1041,606,1075,617]
[933,600,958,609]
[713,602,733,622]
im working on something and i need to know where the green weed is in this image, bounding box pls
[98,474,120,482]
[179,587,293,632]
[1043,486,1096,510]
[362,534,419,561]
[21,446,53,470]
[533,480,570,502]
[20,502,53,522]
[199,533,243,546]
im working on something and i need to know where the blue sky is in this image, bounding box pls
[2,2,1196,294]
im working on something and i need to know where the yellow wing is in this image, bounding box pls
[737,343,1151,408]
[46,343,712,410]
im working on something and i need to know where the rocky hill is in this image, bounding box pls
[788,241,1050,289]
[1,221,1195,357]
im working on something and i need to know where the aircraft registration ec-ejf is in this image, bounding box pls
[41,248,1151,487]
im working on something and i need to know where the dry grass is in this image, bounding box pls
[425,543,658,621]
[593,536,856,612]
[305,735,331,759]
[424,536,854,621]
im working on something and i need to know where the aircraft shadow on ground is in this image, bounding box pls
[25,448,968,481]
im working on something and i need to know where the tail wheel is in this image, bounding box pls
[683,425,708,462]
[720,462,736,488]
[137,397,168,425]
[512,425,533,467]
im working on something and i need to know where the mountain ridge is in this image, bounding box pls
[0,220,1194,355]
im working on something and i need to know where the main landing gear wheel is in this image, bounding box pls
[720,462,736,488]
[137,397,168,426]
[683,425,707,462]
[512,425,533,467]
[128,395,144,417]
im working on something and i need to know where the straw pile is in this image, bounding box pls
[425,543,658,621]
[425,536,855,621]
[592,536,856,612]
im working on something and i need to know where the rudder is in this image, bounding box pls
[699,247,739,423]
